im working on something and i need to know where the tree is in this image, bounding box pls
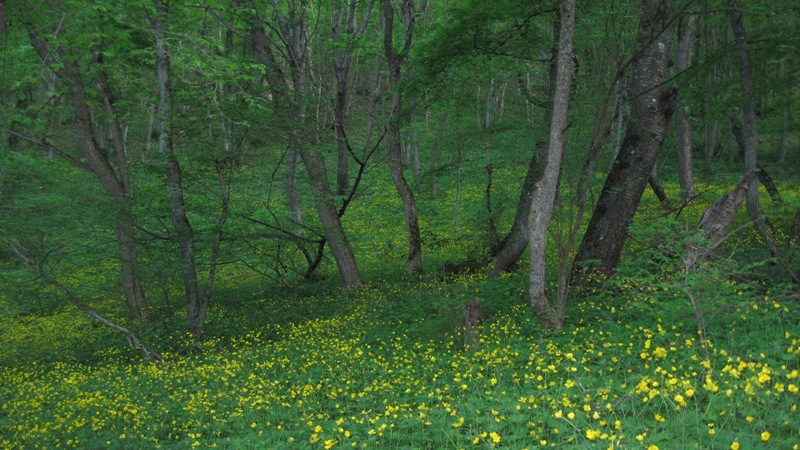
[383,0,423,274]
[332,0,375,195]
[151,0,205,338]
[22,3,149,319]
[728,0,776,251]
[572,0,677,284]
[528,0,575,331]
[246,1,363,288]
[675,14,700,199]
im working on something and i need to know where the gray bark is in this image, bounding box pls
[27,26,148,320]
[729,0,777,248]
[153,0,204,338]
[572,0,677,283]
[675,15,699,198]
[528,0,575,331]
[383,0,422,274]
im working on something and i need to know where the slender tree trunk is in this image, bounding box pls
[528,0,576,331]
[383,0,422,274]
[153,0,204,338]
[572,0,677,284]
[429,113,446,197]
[729,0,776,248]
[675,15,699,198]
[332,0,374,195]
[27,28,148,320]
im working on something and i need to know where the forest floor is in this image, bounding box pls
[1,164,799,449]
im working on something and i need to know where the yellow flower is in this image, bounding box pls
[761,431,771,442]
[647,445,659,450]
[731,442,740,450]
[489,432,501,443]
[586,429,600,440]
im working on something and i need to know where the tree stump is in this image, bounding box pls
[463,297,483,349]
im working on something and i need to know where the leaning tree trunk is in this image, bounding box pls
[528,0,576,331]
[27,28,148,320]
[153,0,204,338]
[488,9,561,276]
[572,0,677,284]
[729,0,777,249]
[383,0,422,274]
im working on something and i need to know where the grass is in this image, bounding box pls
[1,150,799,448]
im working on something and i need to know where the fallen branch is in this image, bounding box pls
[8,243,162,362]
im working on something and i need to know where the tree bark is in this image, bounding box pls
[153,0,204,339]
[248,4,363,288]
[332,0,374,195]
[675,15,699,199]
[383,0,422,274]
[27,26,148,320]
[728,0,777,250]
[572,0,677,284]
[528,0,575,331]
[488,8,561,276]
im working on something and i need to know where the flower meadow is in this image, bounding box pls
[1,267,798,449]
[1,155,799,449]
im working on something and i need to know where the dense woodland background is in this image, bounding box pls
[1,0,799,448]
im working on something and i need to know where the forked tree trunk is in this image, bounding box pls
[572,0,677,284]
[247,4,363,288]
[153,0,204,338]
[27,27,148,320]
[528,0,575,331]
[383,0,422,274]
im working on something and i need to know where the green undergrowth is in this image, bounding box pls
[1,262,799,449]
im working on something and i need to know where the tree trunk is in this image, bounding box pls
[27,28,148,320]
[675,15,699,199]
[332,0,374,195]
[383,0,422,275]
[247,5,363,288]
[729,0,776,250]
[488,8,561,276]
[572,0,677,284]
[429,113,447,197]
[528,0,575,331]
[301,150,363,288]
[153,0,204,339]
[488,151,541,276]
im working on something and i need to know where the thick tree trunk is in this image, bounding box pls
[528,0,575,331]
[153,1,204,338]
[675,15,699,199]
[27,29,148,320]
[729,0,776,250]
[383,0,422,274]
[572,0,677,284]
